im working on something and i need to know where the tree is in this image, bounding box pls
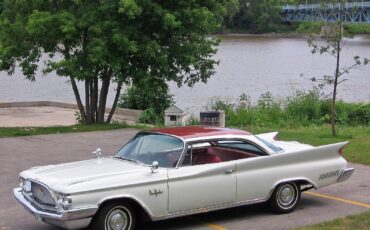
[0,0,229,124]
[224,0,282,33]
[307,1,368,136]
[119,78,173,123]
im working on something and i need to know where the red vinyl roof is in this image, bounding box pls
[151,126,250,140]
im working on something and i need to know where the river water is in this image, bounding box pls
[1,35,369,112]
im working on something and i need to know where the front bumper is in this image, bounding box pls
[13,188,98,230]
[337,168,355,183]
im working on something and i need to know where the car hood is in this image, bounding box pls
[20,157,148,192]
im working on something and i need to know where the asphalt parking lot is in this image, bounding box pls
[0,129,369,230]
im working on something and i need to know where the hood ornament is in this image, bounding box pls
[92,148,102,163]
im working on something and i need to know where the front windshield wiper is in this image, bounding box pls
[113,156,141,164]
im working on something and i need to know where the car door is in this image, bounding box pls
[167,144,236,213]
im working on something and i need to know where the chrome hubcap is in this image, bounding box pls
[107,209,128,230]
[278,184,295,206]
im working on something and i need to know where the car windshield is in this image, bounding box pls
[114,132,184,168]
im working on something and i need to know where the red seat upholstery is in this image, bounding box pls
[193,153,222,165]
[207,146,257,161]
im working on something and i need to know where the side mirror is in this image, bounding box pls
[150,161,159,173]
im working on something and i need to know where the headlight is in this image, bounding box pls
[57,193,72,210]
[19,178,31,192]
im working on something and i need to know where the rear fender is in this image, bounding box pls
[266,178,318,200]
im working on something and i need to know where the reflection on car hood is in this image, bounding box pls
[20,157,147,192]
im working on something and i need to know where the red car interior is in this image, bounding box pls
[192,146,258,165]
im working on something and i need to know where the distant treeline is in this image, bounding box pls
[222,0,370,34]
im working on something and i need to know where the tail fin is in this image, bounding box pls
[256,132,278,142]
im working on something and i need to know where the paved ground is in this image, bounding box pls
[0,129,369,230]
[0,107,77,127]
[0,107,137,127]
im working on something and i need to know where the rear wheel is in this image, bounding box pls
[269,182,301,213]
[91,202,136,230]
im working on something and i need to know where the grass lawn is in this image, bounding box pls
[295,211,370,230]
[249,125,370,166]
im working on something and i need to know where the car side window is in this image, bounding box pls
[181,145,193,166]
[216,140,267,156]
[178,139,267,167]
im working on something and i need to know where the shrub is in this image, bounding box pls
[297,21,324,34]
[344,24,370,36]
[285,88,324,124]
[139,108,162,125]
[205,97,234,112]
[119,80,173,125]
[256,92,284,126]
[205,89,370,128]
[186,116,200,126]
[348,104,370,125]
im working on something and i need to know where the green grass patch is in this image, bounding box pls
[290,22,370,36]
[250,125,370,166]
[344,23,370,36]
[295,211,370,230]
[0,123,144,138]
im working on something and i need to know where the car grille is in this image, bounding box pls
[30,181,56,207]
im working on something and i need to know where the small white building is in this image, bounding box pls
[164,105,189,126]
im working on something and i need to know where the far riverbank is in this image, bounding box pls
[216,32,370,39]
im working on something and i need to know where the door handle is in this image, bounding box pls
[225,168,234,174]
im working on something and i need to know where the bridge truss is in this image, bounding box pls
[282,2,370,23]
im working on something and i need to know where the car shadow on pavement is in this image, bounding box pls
[10,197,325,230]
[138,203,271,230]
[137,196,326,230]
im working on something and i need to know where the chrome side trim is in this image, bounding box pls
[270,177,318,191]
[337,168,354,183]
[319,169,340,180]
[151,198,267,221]
[185,135,272,155]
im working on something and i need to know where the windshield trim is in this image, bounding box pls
[114,131,186,168]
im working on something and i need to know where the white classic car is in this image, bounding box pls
[14,126,354,230]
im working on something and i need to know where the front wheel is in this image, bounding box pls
[269,182,301,214]
[91,202,136,230]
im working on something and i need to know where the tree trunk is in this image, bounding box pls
[331,79,338,136]
[332,15,343,136]
[97,71,111,123]
[85,79,92,124]
[70,76,87,124]
[107,81,123,123]
[89,79,96,122]
[93,77,99,120]
[332,46,340,136]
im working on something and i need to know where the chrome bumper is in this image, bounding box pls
[13,188,98,230]
[337,168,355,183]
